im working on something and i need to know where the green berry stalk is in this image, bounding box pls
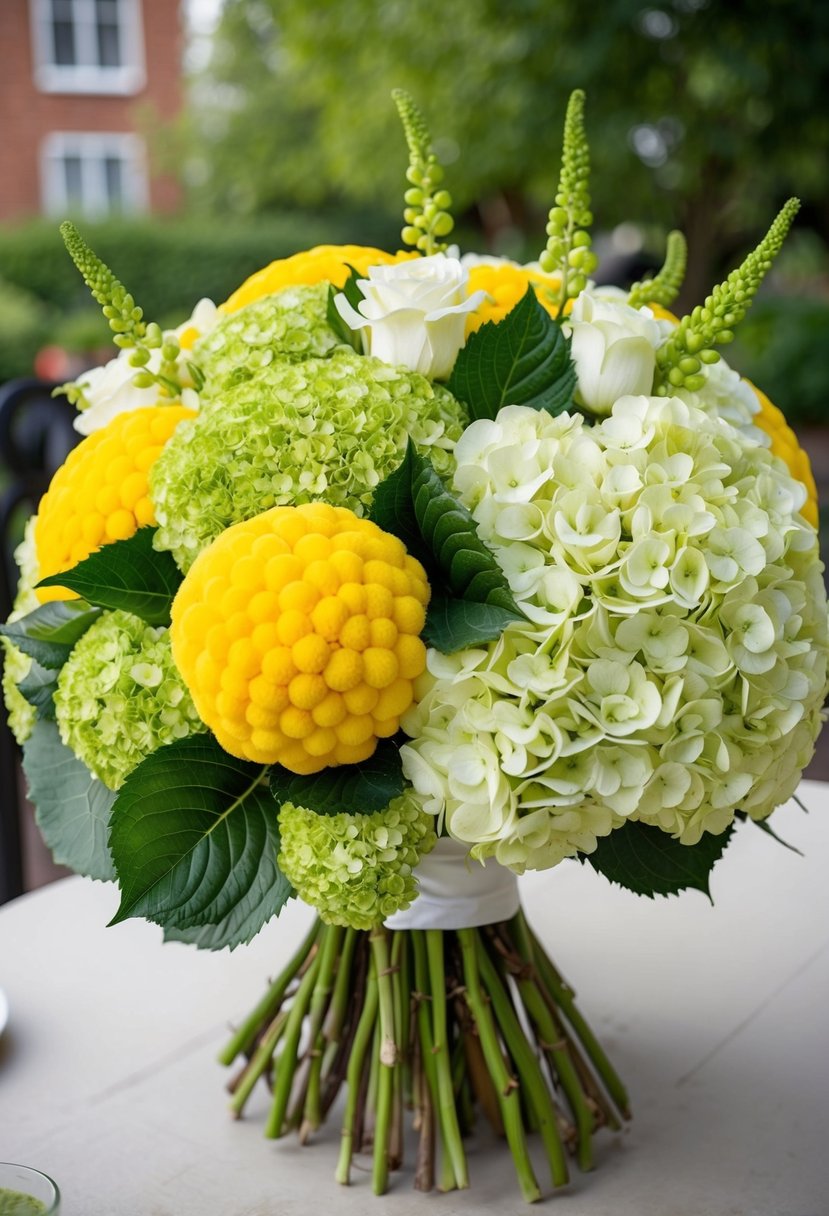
[392,89,455,256]
[655,198,800,394]
[539,89,599,314]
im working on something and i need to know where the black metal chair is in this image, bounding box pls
[0,378,79,904]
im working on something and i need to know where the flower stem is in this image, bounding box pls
[218,919,320,1065]
[335,955,379,1185]
[426,929,469,1190]
[301,923,344,1140]
[412,930,456,1192]
[476,933,569,1187]
[264,947,321,1139]
[370,927,398,1066]
[457,928,542,1205]
[524,915,630,1118]
[228,1007,289,1118]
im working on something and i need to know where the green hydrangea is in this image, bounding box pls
[277,794,437,929]
[151,347,467,570]
[54,609,205,789]
[195,285,341,397]
[2,517,42,745]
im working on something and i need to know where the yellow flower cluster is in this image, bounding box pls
[221,244,414,314]
[465,263,565,332]
[749,381,818,527]
[35,404,195,602]
[170,503,430,773]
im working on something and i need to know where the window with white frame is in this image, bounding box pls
[41,132,149,218]
[30,0,146,94]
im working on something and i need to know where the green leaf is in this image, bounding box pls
[446,287,576,421]
[585,820,733,899]
[740,811,803,856]
[269,737,405,815]
[370,441,522,616]
[22,720,116,881]
[422,596,523,653]
[109,735,291,950]
[326,265,363,351]
[18,659,59,719]
[37,528,183,627]
[0,601,101,669]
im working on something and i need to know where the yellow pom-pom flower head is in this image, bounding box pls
[170,503,430,772]
[748,380,818,528]
[35,404,195,602]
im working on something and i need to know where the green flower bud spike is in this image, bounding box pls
[539,89,598,315]
[59,220,183,400]
[392,88,454,256]
[655,198,800,395]
[627,230,687,310]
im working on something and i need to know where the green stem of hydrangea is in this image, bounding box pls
[426,929,469,1189]
[228,1007,290,1119]
[321,925,357,1074]
[389,933,406,1170]
[476,933,570,1185]
[502,919,591,1174]
[458,928,542,1204]
[217,919,320,1066]
[301,923,344,1138]
[370,927,398,1066]
[523,915,630,1119]
[335,953,379,1186]
[412,930,457,1192]
[264,947,321,1139]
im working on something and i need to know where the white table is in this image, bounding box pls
[1,784,828,1215]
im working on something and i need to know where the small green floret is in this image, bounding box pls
[54,609,204,789]
[277,795,437,929]
[151,347,467,570]
[195,285,342,398]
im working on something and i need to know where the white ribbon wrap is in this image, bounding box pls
[384,838,520,931]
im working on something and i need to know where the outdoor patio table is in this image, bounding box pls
[1,784,827,1216]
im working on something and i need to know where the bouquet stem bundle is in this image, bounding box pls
[220,909,629,1201]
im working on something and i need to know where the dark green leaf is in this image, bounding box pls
[269,737,405,815]
[37,528,183,627]
[369,440,434,573]
[22,720,116,880]
[326,270,362,351]
[422,597,523,652]
[742,811,803,856]
[0,601,101,669]
[18,659,58,719]
[370,441,522,617]
[585,819,733,899]
[109,735,292,950]
[447,287,576,420]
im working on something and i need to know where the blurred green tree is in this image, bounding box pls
[187,0,829,302]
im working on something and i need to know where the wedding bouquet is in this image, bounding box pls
[3,90,826,1202]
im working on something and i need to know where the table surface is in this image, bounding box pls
[1,785,828,1216]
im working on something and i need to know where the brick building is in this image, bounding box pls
[0,0,184,223]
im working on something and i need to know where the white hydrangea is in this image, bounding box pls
[402,397,828,872]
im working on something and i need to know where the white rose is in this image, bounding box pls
[334,253,486,380]
[567,292,661,416]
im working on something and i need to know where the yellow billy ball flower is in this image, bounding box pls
[35,404,196,602]
[466,263,565,332]
[747,380,818,528]
[221,245,416,314]
[170,503,431,772]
